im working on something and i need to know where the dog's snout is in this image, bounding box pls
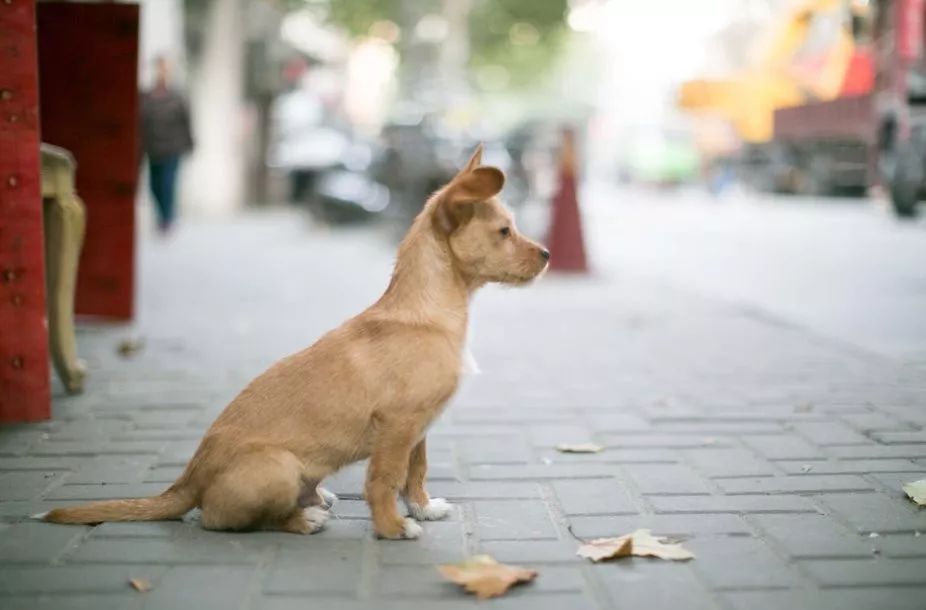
[539,248,550,261]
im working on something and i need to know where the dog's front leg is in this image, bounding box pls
[403,438,452,521]
[366,429,423,540]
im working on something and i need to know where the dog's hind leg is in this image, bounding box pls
[200,447,324,533]
[403,438,451,521]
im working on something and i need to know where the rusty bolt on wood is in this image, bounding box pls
[10,356,23,369]
[7,175,18,188]
[0,90,11,101]
[10,294,22,306]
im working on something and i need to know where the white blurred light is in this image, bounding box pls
[415,14,449,43]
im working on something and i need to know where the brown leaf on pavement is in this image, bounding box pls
[903,479,926,506]
[438,555,537,599]
[577,529,695,562]
[576,535,633,561]
[129,578,152,593]
[555,443,604,454]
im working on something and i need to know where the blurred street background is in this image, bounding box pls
[2,0,926,609]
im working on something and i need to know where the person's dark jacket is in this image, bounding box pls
[140,89,194,161]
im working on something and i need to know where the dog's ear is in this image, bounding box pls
[459,144,483,175]
[434,166,505,234]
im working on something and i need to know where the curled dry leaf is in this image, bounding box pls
[578,529,694,562]
[438,555,537,599]
[117,337,145,358]
[129,578,152,593]
[903,479,926,506]
[576,535,633,561]
[555,443,604,454]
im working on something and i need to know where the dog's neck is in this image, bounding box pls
[374,209,473,341]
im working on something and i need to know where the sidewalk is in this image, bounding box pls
[1,207,925,610]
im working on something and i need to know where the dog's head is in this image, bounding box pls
[433,145,549,285]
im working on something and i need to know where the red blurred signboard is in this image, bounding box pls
[899,0,924,60]
[0,0,52,422]
[37,2,139,320]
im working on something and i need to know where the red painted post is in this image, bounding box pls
[547,127,588,273]
[0,0,52,422]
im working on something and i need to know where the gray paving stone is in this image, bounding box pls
[427,481,543,500]
[0,593,143,610]
[265,541,362,594]
[592,562,719,610]
[820,492,926,533]
[687,536,802,589]
[742,434,825,460]
[527,424,596,447]
[584,413,651,431]
[603,434,730,449]
[802,557,926,586]
[535,447,680,464]
[872,430,926,444]
[752,513,873,558]
[65,457,156,485]
[469,464,616,480]
[0,456,82,471]
[0,522,86,563]
[90,522,180,539]
[724,589,926,610]
[68,536,264,564]
[826,444,926,459]
[649,494,817,514]
[472,501,558,540]
[568,513,752,538]
[0,471,61,501]
[622,463,712,495]
[714,474,873,494]
[793,421,872,445]
[876,533,926,557]
[455,436,531,464]
[776,458,924,474]
[550,479,637,515]
[0,563,169,593]
[682,448,776,477]
[840,411,909,433]
[476,540,578,563]
[142,565,256,610]
[379,521,466,564]
[45,483,166,501]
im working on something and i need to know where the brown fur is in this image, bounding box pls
[44,146,549,539]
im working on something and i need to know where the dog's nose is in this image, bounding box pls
[539,248,550,261]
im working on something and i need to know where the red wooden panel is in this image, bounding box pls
[0,0,52,422]
[37,2,139,320]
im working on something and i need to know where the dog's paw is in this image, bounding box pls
[305,506,330,533]
[401,517,423,539]
[408,497,452,521]
[318,487,338,510]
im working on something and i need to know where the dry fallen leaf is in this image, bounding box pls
[117,337,145,358]
[578,529,695,562]
[903,479,926,506]
[129,578,152,593]
[555,443,604,454]
[438,555,537,599]
[576,535,633,561]
[794,403,815,413]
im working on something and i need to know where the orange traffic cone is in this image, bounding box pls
[547,128,587,272]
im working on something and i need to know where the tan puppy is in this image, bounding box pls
[42,146,549,539]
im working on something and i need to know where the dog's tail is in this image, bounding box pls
[39,483,195,525]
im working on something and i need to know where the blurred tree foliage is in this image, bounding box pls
[468,0,568,89]
[289,0,569,90]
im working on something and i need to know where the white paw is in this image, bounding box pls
[30,511,49,521]
[306,505,330,533]
[401,517,423,539]
[318,487,338,509]
[408,497,452,521]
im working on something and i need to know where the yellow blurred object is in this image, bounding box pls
[678,0,868,144]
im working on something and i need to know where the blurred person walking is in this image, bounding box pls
[140,56,194,233]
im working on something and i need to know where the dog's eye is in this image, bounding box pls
[499,227,510,237]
